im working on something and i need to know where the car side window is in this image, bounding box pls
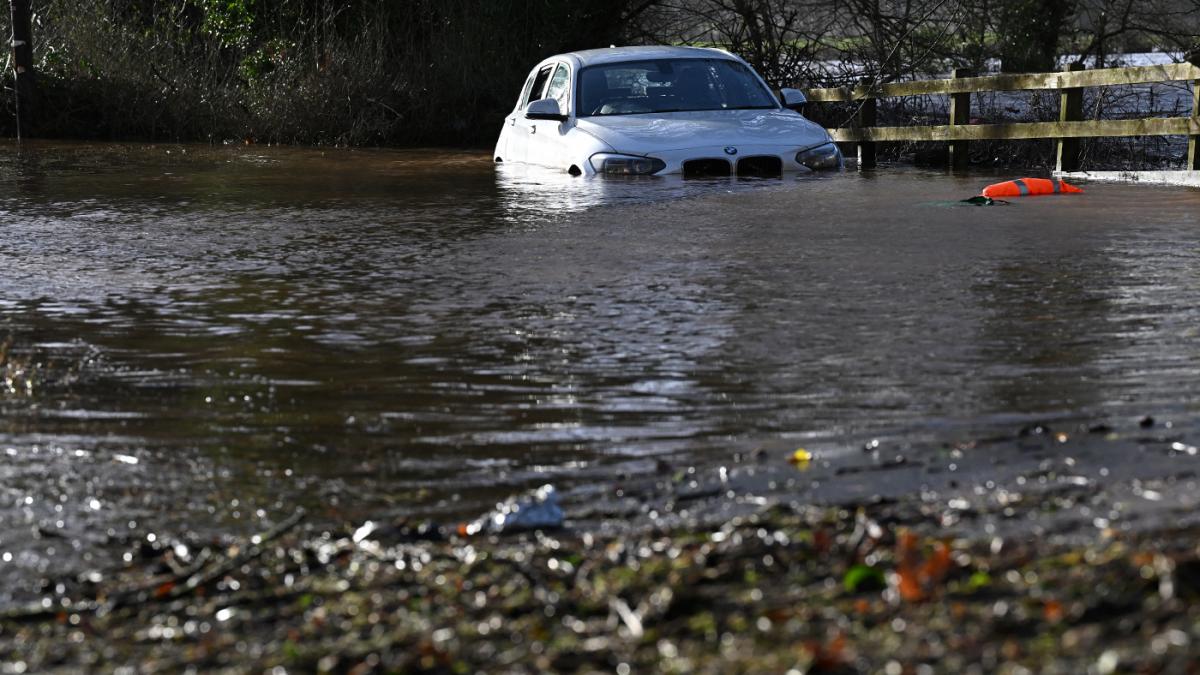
[516,72,537,110]
[525,65,554,107]
[544,64,571,114]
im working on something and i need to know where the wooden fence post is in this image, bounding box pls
[1188,51,1199,171]
[805,62,1196,177]
[856,79,877,169]
[1056,63,1085,173]
[949,68,972,170]
[8,0,36,139]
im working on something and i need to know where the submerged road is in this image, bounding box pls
[1,141,1199,604]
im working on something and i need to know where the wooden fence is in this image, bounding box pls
[802,60,1200,173]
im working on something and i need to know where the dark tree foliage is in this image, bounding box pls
[997,0,1076,72]
[2,0,1197,145]
[2,0,650,144]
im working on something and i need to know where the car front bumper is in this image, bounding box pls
[594,143,841,176]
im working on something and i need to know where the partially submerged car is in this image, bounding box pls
[494,45,842,177]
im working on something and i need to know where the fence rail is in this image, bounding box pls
[802,60,1200,172]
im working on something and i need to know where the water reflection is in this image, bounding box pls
[972,256,1116,417]
[493,160,825,220]
[968,188,1200,423]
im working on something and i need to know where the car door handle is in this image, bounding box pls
[528,125,536,134]
[508,117,515,126]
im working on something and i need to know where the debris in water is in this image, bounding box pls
[788,448,813,465]
[980,178,1082,198]
[377,518,444,543]
[960,195,1008,206]
[351,521,377,544]
[1019,423,1052,437]
[894,530,953,602]
[463,484,564,535]
[1169,442,1198,456]
[843,563,886,593]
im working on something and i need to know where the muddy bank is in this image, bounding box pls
[4,417,1200,673]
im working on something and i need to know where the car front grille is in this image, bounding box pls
[682,158,731,178]
[682,156,784,178]
[736,156,782,177]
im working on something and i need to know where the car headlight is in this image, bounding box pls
[795,142,842,170]
[589,153,666,176]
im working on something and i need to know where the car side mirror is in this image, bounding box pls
[780,88,807,111]
[525,98,568,122]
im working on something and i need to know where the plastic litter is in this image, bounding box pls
[464,484,564,535]
[788,448,813,464]
[960,195,1008,206]
[352,520,377,543]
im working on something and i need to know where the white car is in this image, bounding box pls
[494,45,841,177]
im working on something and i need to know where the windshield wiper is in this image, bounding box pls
[648,106,775,113]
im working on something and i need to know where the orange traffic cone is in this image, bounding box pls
[981,178,1083,198]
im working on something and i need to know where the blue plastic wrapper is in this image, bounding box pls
[466,484,564,535]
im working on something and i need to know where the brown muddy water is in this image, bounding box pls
[1,140,1199,605]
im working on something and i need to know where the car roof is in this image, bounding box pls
[558,45,741,69]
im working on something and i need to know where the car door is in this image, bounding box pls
[524,62,573,169]
[504,64,554,163]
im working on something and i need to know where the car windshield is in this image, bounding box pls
[578,58,778,117]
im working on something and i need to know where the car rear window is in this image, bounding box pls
[524,65,554,108]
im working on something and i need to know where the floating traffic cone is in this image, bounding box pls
[981,178,1083,198]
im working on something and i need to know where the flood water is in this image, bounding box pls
[2,141,1200,602]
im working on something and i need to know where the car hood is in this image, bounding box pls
[574,109,831,154]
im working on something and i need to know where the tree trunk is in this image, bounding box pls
[9,0,35,138]
[998,0,1074,73]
